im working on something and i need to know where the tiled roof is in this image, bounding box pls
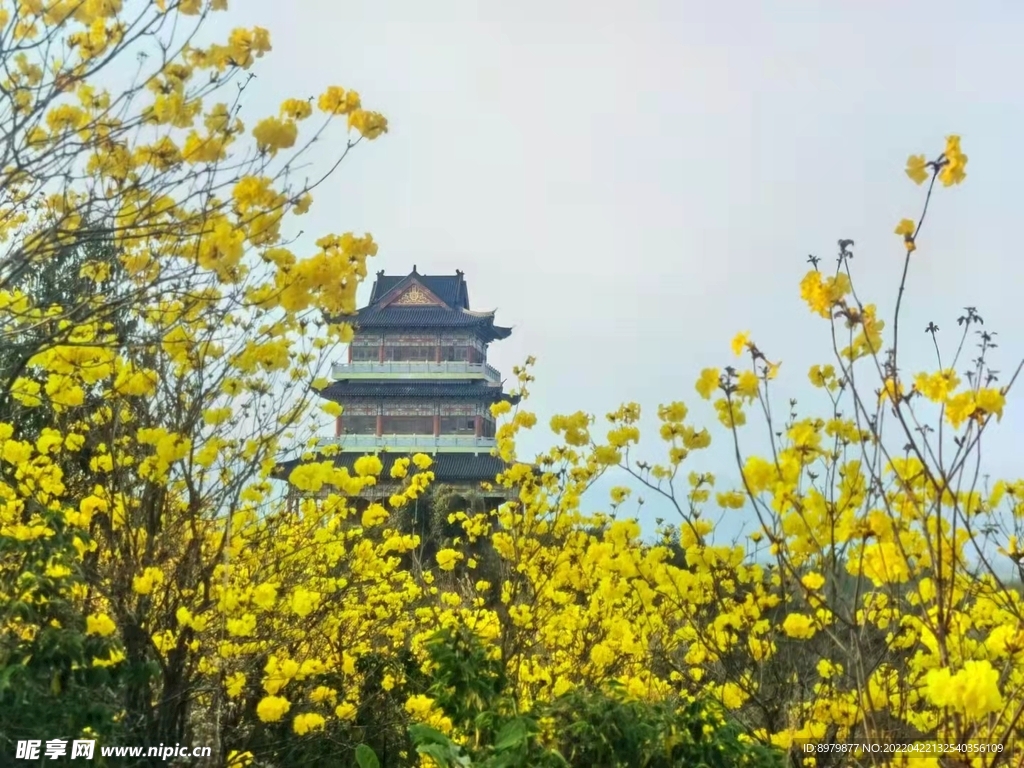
[355,305,506,330]
[369,270,468,309]
[348,269,511,342]
[320,380,517,402]
[274,451,507,485]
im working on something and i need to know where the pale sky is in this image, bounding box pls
[211,1,1024,534]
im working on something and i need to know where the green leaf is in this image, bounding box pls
[354,744,380,768]
[408,723,453,746]
[416,743,456,766]
[492,717,530,751]
[0,664,20,694]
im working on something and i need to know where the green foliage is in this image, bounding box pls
[410,625,552,767]
[397,486,485,551]
[0,524,129,755]
[0,238,141,758]
[394,626,786,768]
[544,688,785,768]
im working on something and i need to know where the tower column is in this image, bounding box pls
[434,414,440,436]
[335,415,343,436]
[474,415,482,437]
[376,413,383,436]
[378,342,384,363]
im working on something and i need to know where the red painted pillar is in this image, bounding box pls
[433,414,440,436]
[378,343,384,363]
[474,415,482,437]
[435,345,441,363]
[335,415,343,436]
[347,346,352,363]
[376,414,383,436]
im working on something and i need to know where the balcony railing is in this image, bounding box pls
[332,361,501,382]
[323,434,497,452]
[286,483,516,506]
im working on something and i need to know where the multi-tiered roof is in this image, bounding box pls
[276,267,516,501]
[354,269,512,342]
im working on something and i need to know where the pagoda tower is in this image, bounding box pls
[277,267,516,507]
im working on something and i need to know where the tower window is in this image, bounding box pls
[440,416,475,435]
[350,346,378,361]
[385,346,433,362]
[343,415,377,434]
[380,415,434,434]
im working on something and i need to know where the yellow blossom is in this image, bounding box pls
[731,331,751,356]
[226,673,246,698]
[256,696,291,723]
[252,117,297,155]
[292,713,326,735]
[905,154,929,185]
[353,455,383,477]
[85,613,117,637]
[782,613,816,639]
[939,134,968,186]
[252,583,278,610]
[925,660,1002,718]
[695,368,720,400]
[436,549,463,571]
[132,567,165,595]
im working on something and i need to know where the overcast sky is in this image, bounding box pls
[212,1,1023,535]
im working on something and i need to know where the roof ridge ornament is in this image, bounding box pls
[391,281,443,306]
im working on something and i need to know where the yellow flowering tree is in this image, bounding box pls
[0,0,391,760]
